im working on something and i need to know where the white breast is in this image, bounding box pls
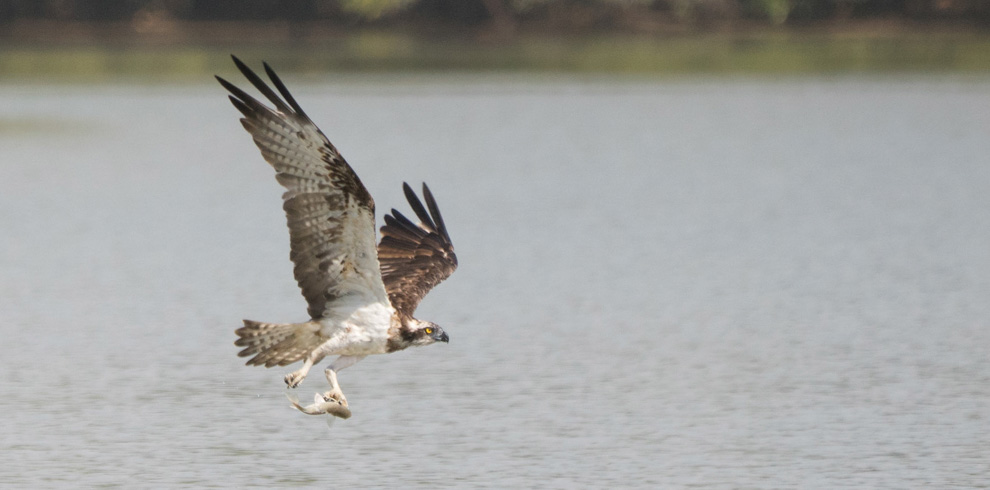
[317,297,395,356]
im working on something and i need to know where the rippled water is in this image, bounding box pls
[2,76,989,487]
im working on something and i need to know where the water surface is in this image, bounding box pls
[2,76,989,487]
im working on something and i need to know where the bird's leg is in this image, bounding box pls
[322,355,365,407]
[322,370,345,406]
[284,357,314,388]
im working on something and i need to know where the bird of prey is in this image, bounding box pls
[216,56,457,417]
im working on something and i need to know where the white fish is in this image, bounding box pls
[287,391,352,419]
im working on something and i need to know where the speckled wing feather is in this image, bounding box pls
[217,56,387,319]
[378,183,458,318]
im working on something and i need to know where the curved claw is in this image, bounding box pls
[284,372,304,388]
[322,390,348,407]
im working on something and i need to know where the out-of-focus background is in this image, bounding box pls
[2,0,990,78]
[2,1,989,488]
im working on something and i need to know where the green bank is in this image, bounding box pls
[2,32,990,81]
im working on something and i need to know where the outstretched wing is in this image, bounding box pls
[378,183,458,317]
[217,56,387,319]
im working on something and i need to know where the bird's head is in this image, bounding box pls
[409,319,449,346]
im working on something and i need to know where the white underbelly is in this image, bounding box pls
[316,299,394,357]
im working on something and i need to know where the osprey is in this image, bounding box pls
[217,56,457,418]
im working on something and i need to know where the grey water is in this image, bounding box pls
[2,76,989,487]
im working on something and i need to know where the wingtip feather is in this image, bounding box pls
[263,61,308,118]
[403,182,433,229]
[421,183,451,242]
[231,54,249,72]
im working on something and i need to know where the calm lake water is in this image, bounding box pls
[2,76,989,487]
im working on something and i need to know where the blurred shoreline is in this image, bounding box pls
[2,19,989,81]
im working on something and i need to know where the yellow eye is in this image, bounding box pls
[425,327,433,334]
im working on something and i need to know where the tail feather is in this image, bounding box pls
[235,320,323,367]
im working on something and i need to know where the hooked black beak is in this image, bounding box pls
[439,332,449,343]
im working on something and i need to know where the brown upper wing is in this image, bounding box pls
[217,56,388,319]
[378,183,458,317]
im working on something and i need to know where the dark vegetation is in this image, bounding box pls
[1,1,988,78]
[1,1,988,39]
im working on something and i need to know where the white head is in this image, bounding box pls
[407,319,449,346]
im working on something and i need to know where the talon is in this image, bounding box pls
[322,390,348,407]
[284,373,303,388]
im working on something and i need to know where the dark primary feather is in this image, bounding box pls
[378,182,458,317]
[217,56,380,319]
